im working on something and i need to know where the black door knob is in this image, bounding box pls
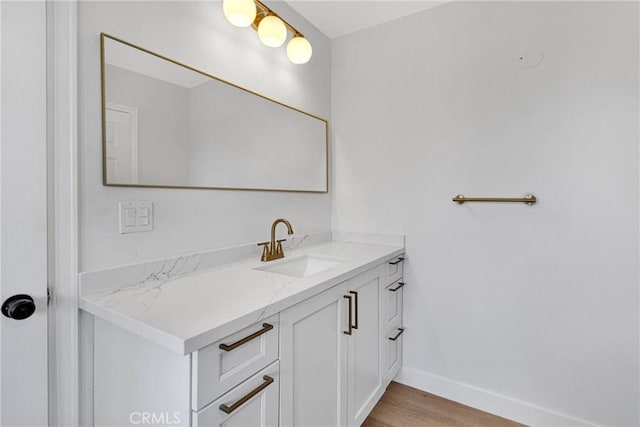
[2,294,36,320]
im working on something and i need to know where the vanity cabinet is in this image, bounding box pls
[90,255,404,427]
[280,258,404,427]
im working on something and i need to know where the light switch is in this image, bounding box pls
[119,201,154,233]
[124,208,136,226]
[136,202,153,232]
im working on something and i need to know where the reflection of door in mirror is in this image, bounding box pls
[105,102,138,184]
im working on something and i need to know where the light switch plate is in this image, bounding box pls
[119,201,153,234]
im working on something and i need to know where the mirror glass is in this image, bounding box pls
[101,34,328,192]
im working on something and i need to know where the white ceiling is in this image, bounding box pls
[284,1,452,39]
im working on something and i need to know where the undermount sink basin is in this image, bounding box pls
[255,255,344,278]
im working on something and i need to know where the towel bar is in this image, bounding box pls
[452,194,537,205]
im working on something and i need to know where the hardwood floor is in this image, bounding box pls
[362,382,524,427]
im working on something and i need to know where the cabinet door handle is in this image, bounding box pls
[389,282,405,292]
[343,295,353,335]
[219,375,274,414]
[349,291,359,329]
[389,257,404,265]
[389,328,405,341]
[219,323,274,352]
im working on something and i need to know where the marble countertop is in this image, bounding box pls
[80,237,404,354]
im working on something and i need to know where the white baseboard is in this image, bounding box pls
[395,367,595,427]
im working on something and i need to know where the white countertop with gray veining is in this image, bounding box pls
[80,233,404,354]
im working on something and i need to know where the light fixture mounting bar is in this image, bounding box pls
[253,0,304,37]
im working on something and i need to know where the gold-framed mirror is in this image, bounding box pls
[100,33,328,193]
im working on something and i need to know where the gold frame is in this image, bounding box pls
[100,33,329,193]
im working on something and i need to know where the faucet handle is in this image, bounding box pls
[257,241,270,261]
[275,239,286,256]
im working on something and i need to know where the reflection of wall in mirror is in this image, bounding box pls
[187,79,326,191]
[105,64,191,185]
[105,62,327,191]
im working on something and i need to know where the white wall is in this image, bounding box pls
[187,79,326,190]
[78,1,331,272]
[332,2,639,426]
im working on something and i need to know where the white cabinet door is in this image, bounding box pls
[346,267,385,427]
[385,326,405,382]
[279,284,349,427]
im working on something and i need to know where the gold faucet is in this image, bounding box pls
[258,218,294,262]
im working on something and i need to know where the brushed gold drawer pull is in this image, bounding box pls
[349,290,359,330]
[219,323,274,352]
[389,257,404,265]
[389,328,405,341]
[389,282,405,292]
[219,375,274,414]
[343,295,353,335]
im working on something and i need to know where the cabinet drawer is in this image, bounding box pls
[193,361,279,427]
[192,314,278,411]
[384,280,404,329]
[384,326,404,383]
[385,256,404,285]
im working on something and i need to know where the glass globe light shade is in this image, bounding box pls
[258,15,287,47]
[222,0,257,28]
[287,35,312,64]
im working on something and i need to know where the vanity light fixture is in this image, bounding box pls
[286,34,313,64]
[257,13,287,47]
[222,0,257,27]
[222,0,313,64]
